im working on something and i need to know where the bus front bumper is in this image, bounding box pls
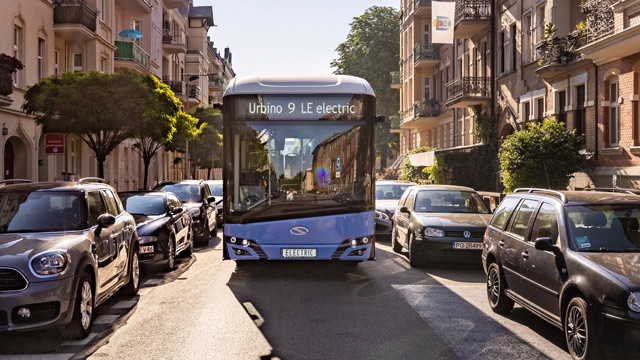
[226,242,373,261]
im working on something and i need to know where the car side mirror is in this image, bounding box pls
[399,206,410,214]
[95,213,116,236]
[207,196,215,204]
[172,207,184,215]
[534,237,560,254]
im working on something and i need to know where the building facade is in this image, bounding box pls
[0,0,234,189]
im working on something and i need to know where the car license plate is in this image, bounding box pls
[453,242,483,250]
[140,245,155,254]
[282,248,317,258]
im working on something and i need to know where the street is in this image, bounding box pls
[0,232,572,360]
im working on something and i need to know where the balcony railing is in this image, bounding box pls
[162,29,186,46]
[188,85,200,99]
[445,76,490,102]
[414,0,432,10]
[581,0,614,44]
[208,74,225,87]
[0,65,14,97]
[414,99,440,118]
[391,71,401,85]
[53,0,98,32]
[536,31,586,66]
[414,43,440,63]
[163,79,186,97]
[455,0,491,25]
[114,41,150,70]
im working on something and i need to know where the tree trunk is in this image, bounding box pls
[207,167,211,179]
[97,155,106,180]
[143,157,151,190]
[380,145,388,170]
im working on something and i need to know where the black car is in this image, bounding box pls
[119,191,193,271]
[0,178,140,338]
[204,180,223,226]
[154,180,217,245]
[483,188,640,359]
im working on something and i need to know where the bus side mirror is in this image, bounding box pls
[375,115,386,123]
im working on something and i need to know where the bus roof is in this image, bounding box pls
[224,75,375,96]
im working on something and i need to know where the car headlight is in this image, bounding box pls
[139,236,157,244]
[31,250,69,276]
[189,208,201,218]
[629,292,640,312]
[375,210,389,219]
[424,227,445,237]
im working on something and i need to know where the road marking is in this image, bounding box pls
[143,278,163,286]
[392,284,570,360]
[94,314,121,325]
[111,300,137,309]
[242,302,264,327]
[61,332,98,346]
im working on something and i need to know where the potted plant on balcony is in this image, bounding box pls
[0,53,24,96]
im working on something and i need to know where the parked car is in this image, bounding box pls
[391,185,491,267]
[153,180,217,245]
[375,180,416,239]
[478,191,503,213]
[483,188,640,359]
[0,178,140,339]
[204,180,223,226]
[118,191,193,271]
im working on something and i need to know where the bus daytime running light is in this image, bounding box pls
[230,237,237,243]
[350,239,358,247]
[362,237,369,244]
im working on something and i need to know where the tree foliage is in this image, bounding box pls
[331,6,400,169]
[23,70,153,178]
[499,118,585,193]
[399,146,434,183]
[189,107,223,179]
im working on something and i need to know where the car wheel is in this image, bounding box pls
[391,226,403,253]
[486,263,514,314]
[64,272,94,339]
[408,233,422,267]
[182,231,193,257]
[201,223,211,245]
[124,246,140,296]
[166,237,176,271]
[565,297,600,360]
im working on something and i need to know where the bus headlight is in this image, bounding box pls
[31,251,69,276]
[424,227,445,237]
[629,292,640,312]
[230,237,237,244]
[362,237,369,244]
[242,239,250,247]
[350,239,358,247]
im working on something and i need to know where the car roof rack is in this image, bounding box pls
[513,188,568,203]
[0,179,33,186]
[78,177,107,184]
[582,187,640,195]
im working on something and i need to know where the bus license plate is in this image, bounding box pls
[453,242,483,250]
[282,248,317,258]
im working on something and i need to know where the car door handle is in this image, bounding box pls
[499,240,505,247]
[522,251,529,259]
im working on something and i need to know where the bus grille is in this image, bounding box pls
[0,268,28,292]
[331,243,350,259]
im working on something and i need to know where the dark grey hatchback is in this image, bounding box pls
[482,188,640,359]
[0,179,140,339]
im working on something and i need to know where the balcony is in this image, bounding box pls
[114,41,150,74]
[454,0,491,40]
[414,0,432,17]
[535,31,589,80]
[414,43,440,68]
[0,65,15,107]
[188,85,201,100]
[444,76,490,108]
[208,74,225,92]
[391,71,401,89]
[579,0,640,65]
[119,0,152,15]
[402,99,440,130]
[162,29,187,54]
[53,0,98,41]
[164,0,189,9]
[163,79,186,100]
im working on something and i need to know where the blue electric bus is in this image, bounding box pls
[222,75,377,263]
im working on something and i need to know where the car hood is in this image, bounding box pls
[376,200,400,213]
[582,253,640,290]
[133,215,169,236]
[183,202,203,210]
[416,213,491,228]
[0,232,87,260]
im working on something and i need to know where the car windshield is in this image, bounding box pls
[0,191,84,232]
[208,183,222,197]
[566,205,640,252]
[376,184,413,200]
[413,190,490,214]
[157,184,201,203]
[121,194,166,216]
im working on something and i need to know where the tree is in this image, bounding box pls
[189,107,223,179]
[23,70,151,178]
[331,6,400,170]
[130,74,185,189]
[499,118,585,193]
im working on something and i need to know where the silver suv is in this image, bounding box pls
[0,178,140,338]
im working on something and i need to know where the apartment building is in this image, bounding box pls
[0,0,234,189]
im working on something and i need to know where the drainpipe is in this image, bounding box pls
[594,64,599,175]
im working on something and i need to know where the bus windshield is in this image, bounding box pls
[229,120,373,222]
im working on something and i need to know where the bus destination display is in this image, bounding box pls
[238,95,363,120]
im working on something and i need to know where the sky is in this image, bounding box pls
[193,0,399,77]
